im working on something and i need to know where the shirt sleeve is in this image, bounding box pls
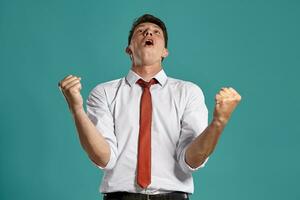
[86,84,118,171]
[176,82,209,174]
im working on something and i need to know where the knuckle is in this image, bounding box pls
[234,96,241,101]
[64,75,73,80]
[61,83,66,89]
[229,87,235,91]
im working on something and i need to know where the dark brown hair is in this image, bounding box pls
[128,14,168,48]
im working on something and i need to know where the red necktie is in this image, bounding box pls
[136,78,158,189]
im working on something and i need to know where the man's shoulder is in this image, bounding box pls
[94,77,124,89]
[167,76,203,91]
[89,77,124,95]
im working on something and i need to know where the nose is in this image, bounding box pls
[144,29,153,36]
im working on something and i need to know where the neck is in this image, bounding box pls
[131,62,162,82]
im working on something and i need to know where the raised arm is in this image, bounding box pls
[185,87,242,168]
[58,75,110,168]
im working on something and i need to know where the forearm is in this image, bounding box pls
[185,119,226,168]
[71,108,110,168]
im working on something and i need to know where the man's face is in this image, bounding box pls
[126,22,168,66]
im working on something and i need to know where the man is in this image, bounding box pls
[58,14,242,200]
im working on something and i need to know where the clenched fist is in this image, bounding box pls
[58,75,83,114]
[213,87,242,125]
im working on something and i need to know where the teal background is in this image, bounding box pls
[1,0,299,199]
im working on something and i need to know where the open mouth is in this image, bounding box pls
[144,39,154,46]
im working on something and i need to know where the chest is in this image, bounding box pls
[108,86,186,140]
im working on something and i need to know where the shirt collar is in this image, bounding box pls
[125,68,168,87]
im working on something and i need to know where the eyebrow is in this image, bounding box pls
[135,24,161,30]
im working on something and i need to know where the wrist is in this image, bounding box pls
[212,117,228,127]
[70,106,85,116]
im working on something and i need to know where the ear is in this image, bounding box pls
[162,48,169,58]
[125,46,133,60]
[125,46,132,55]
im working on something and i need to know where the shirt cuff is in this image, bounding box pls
[181,146,209,172]
[90,147,116,170]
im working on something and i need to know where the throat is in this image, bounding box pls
[131,65,162,82]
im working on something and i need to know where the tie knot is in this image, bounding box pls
[136,78,158,88]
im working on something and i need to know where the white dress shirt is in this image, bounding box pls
[86,69,209,194]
